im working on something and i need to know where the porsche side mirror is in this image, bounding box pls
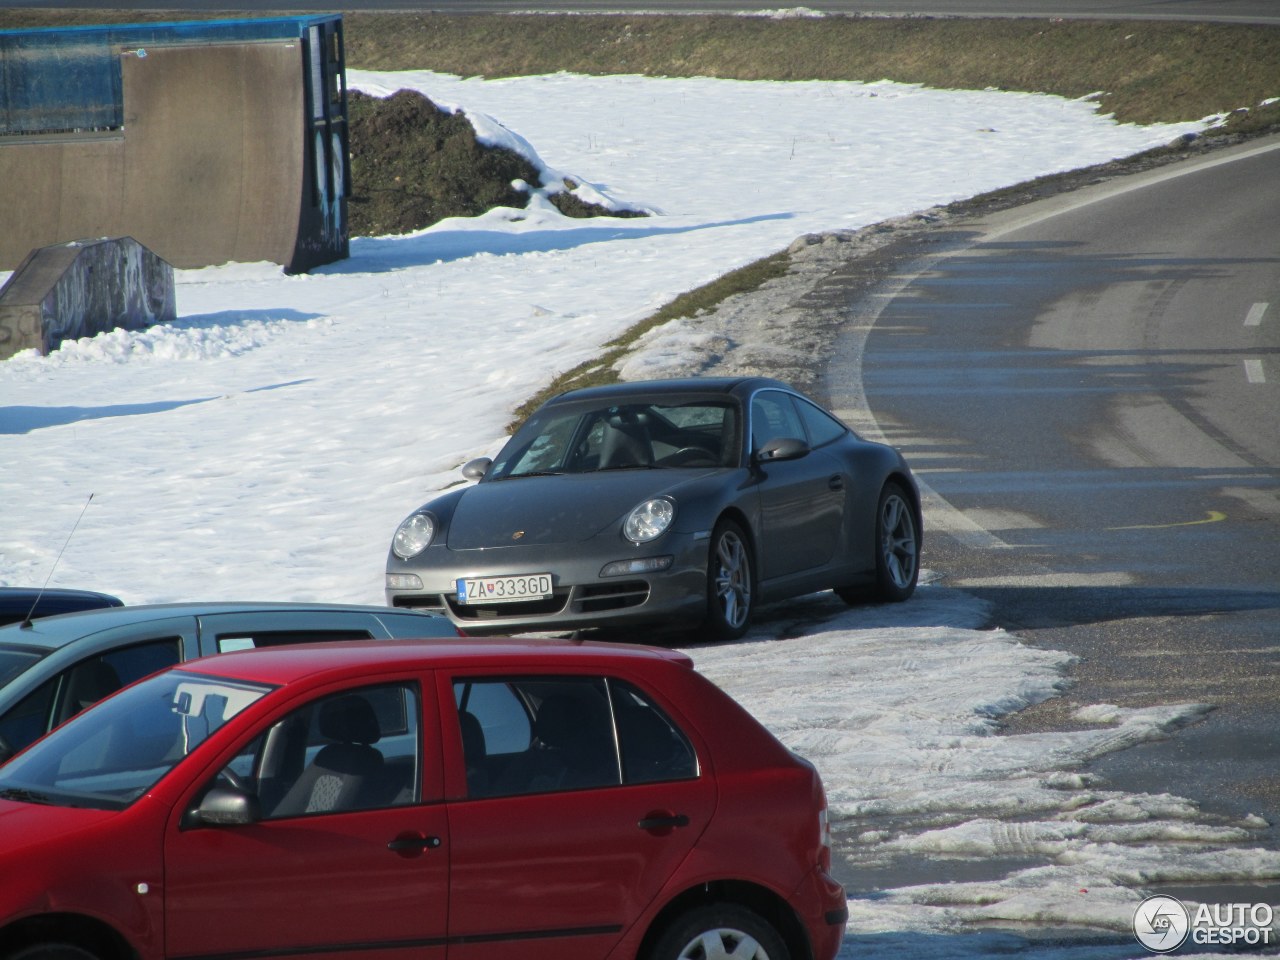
[755,437,810,463]
[461,457,492,481]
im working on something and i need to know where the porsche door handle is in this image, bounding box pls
[828,475,845,491]
[638,814,690,831]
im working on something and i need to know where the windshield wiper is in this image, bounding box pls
[505,470,566,479]
[0,787,54,805]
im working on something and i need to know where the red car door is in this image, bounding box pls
[162,679,450,960]
[443,672,717,960]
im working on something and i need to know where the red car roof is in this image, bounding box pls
[174,636,695,686]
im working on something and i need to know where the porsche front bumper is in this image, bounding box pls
[385,532,712,636]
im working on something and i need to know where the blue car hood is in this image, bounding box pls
[446,470,714,549]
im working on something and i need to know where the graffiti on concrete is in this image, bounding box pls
[0,236,176,360]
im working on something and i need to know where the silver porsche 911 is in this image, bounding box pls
[385,377,922,640]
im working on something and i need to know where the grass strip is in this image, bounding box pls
[507,250,792,429]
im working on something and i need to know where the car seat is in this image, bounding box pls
[273,694,384,816]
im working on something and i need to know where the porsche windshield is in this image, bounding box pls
[0,670,270,810]
[490,399,740,479]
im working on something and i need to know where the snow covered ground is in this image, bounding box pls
[2,71,1275,956]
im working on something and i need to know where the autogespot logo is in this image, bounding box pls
[1133,895,1277,951]
[1134,895,1191,953]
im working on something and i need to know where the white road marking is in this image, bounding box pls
[1245,302,1268,327]
[979,139,1280,242]
[827,137,1280,559]
[953,571,1135,588]
[1245,358,1266,383]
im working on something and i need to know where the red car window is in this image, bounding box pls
[453,675,696,799]
[211,682,422,819]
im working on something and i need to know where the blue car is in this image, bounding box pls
[0,601,456,761]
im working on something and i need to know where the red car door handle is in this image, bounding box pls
[638,814,689,831]
[387,834,442,854]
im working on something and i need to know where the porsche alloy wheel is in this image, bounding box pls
[707,520,753,641]
[875,481,920,601]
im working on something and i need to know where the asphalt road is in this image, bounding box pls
[0,0,1276,23]
[826,134,1280,848]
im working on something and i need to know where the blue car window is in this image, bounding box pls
[0,648,42,688]
[53,638,183,728]
[0,676,57,759]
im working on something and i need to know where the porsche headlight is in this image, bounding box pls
[392,513,436,559]
[623,498,675,543]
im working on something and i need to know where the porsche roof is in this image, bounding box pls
[550,376,789,405]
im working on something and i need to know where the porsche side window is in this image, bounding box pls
[794,396,847,448]
[751,391,805,451]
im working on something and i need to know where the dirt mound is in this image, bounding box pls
[347,89,640,237]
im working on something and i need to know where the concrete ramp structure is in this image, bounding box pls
[0,16,349,274]
[0,236,175,360]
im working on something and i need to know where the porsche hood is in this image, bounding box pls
[445,471,711,549]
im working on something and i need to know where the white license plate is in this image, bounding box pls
[457,573,553,604]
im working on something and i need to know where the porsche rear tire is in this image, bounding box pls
[836,479,920,606]
[870,480,920,602]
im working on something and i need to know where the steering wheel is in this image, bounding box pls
[216,766,249,792]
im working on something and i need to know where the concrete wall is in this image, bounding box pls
[0,236,175,360]
[0,40,309,272]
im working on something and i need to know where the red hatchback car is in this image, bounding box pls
[0,638,846,960]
